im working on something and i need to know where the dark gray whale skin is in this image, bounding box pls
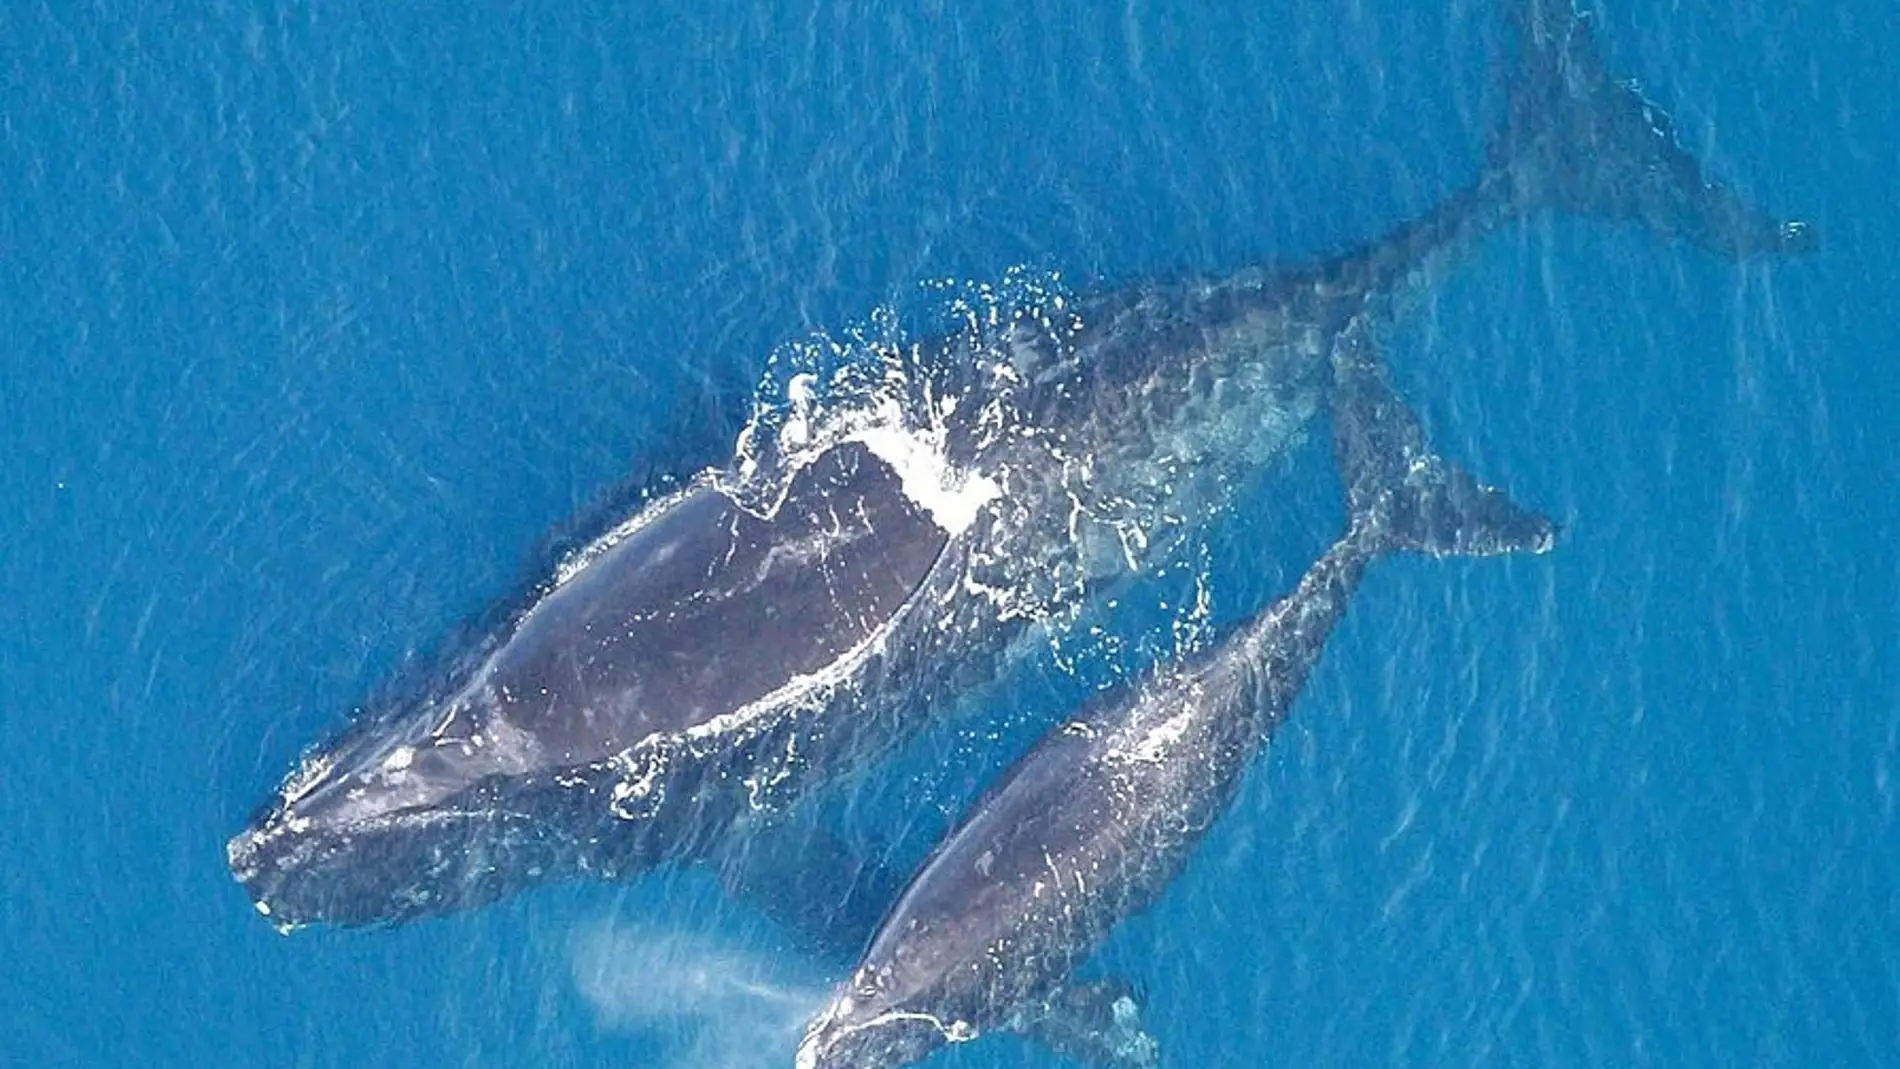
[796,322,1555,1069]
[230,439,956,926]
[228,0,1811,932]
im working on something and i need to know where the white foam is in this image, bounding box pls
[779,372,819,449]
[846,398,1001,536]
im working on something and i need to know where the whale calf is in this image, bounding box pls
[796,319,1553,1069]
[229,0,1810,932]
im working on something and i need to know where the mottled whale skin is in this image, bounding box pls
[228,0,1811,932]
[796,323,1555,1069]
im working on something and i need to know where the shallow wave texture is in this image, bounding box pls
[3,1,1894,1067]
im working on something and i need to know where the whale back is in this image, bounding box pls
[228,439,951,928]
[471,439,949,763]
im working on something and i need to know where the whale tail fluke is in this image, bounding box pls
[1332,322,1556,559]
[1494,0,1815,258]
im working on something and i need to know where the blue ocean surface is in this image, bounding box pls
[4,0,1894,1066]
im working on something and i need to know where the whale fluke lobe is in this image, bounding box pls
[1331,323,1557,559]
[1495,0,1816,258]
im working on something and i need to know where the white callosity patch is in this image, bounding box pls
[1118,700,1198,767]
[278,750,336,808]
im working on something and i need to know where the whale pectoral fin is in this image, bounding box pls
[711,821,907,958]
[1011,977,1161,1069]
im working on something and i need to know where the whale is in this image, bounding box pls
[228,0,1811,933]
[795,318,1554,1069]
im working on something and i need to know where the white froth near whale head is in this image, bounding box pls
[847,400,1001,536]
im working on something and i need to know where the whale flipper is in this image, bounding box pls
[1496,0,1815,257]
[1013,978,1160,1069]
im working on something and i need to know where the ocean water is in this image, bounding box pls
[4,1,1895,1066]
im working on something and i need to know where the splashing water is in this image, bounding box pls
[713,268,1247,694]
[721,268,1079,523]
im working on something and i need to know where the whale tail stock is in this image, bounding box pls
[1330,1,1810,302]
[1331,320,1556,560]
[1493,0,1815,257]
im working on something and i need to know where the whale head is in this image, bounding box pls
[795,967,973,1069]
[225,691,602,929]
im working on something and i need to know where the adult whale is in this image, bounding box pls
[229,0,1809,931]
[796,321,1554,1069]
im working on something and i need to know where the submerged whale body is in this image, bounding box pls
[796,322,1550,1069]
[229,0,1812,933]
